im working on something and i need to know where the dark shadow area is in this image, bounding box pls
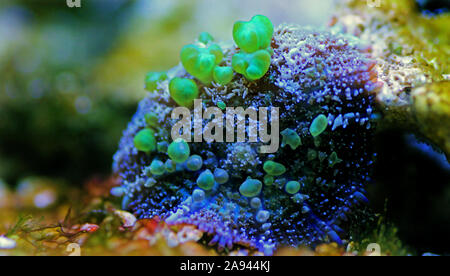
[370,129,450,255]
[416,0,450,14]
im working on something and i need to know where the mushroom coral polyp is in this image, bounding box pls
[113,15,380,255]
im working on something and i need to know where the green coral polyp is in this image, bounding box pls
[169,78,199,107]
[328,152,343,168]
[232,49,272,81]
[285,181,301,194]
[150,159,165,176]
[213,66,233,85]
[144,72,167,92]
[198,32,214,45]
[133,128,156,152]
[167,138,190,163]
[186,155,203,171]
[157,141,168,153]
[213,168,229,184]
[239,178,262,197]
[309,114,328,137]
[281,128,302,150]
[164,159,176,173]
[230,15,274,81]
[197,169,215,190]
[264,175,274,186]
[180,44,223,84]
[144,112,159,128]
[263,160,286,176]
[217,101,226,110]
[232,15,274,53]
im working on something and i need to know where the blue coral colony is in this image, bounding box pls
[112,15,380,255]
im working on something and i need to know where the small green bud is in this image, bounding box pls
[144,178,157,188]
[217,101,226,110]
[307,149,317,161]
[264,175,274,186]
[168,138,190,163]
[133,128,156,152]
[192,188,206,202]
[145,72,167,92]
[250,197,262,209]
[169,78,199,107]
[239,178,262,197]
[186,155,203,171]
[213,66,233,85]
[309,114,328,137]
[281,128,302,150]
[197,169,215,190]
[180,44,223,84]
[198,32,214,44]
[263,160,286,176]
[165,159,176,173]
[157,141,169,153]
[150,159,165,175]
[232,49,271,81]
[145,112,159,128]
[213,168,229,184]
[285,181,300,194]
[255,210,270,223]
[328,152,343,168]
[233,15,274,53]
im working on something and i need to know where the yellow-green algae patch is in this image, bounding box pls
[332,0,450,157]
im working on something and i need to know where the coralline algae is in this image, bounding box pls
[113,16,380,254]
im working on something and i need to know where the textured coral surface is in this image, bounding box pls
[113,22,381,254]
[332,0,450,157]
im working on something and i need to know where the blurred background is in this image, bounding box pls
[0,0,334,187]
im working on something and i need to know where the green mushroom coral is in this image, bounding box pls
[169,77,199,107]
[133,128,156,153]
[180,43,223,84]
